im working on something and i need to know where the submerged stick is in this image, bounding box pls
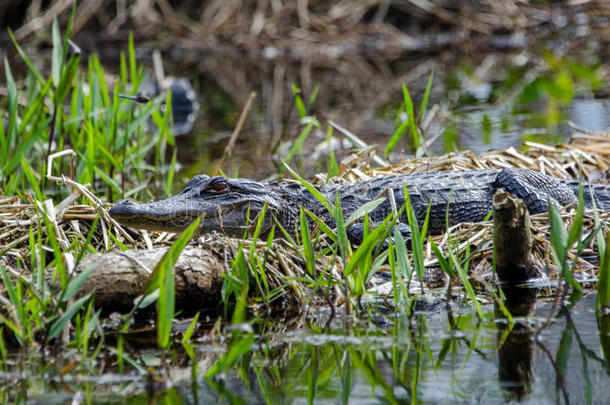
[214,91,257,175]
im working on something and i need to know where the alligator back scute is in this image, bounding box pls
[336,170,500,234]
[415,171,497,233]
[493,168,576,214]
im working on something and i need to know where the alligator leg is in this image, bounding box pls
[494,168,576,214]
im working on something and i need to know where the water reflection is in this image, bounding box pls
[184,293,610,404]
[5,293,610,403]
[496,286,538,401]
[173,66,609,180]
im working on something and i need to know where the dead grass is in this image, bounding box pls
[1,131,610,307]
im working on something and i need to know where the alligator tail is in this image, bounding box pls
[565,180,610,211]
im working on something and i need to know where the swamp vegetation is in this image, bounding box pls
[1,1,610,403]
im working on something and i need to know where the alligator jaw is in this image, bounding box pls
[109,195,276,236]
[109,198,202,232]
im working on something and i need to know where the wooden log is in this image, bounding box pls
[74,245,224,312]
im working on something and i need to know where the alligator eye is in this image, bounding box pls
[207,178,228,193]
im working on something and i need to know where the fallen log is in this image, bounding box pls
[75,245,225,312]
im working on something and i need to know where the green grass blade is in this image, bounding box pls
[284,163,334,213]
[392,230,411,308]
[93,166,122,194]
[205,331,255,378]
[308,84,320,109]
[51,17,63,87]
[20,157,44,201]
[128,32,137,85]
[3,57,18,157]
[345,197,386,226]
[419,67,435,122]
[284,121,313,167]
[119,52,127,86]
[154,216,202,348]
[405,187,426,281]
[430,241,452,277]
[447,241,484,319]
[181,312,200,346]
[394,226,412,281]
[305,209,337,242]
[292,83,306,119]
[62,2,76,52]
[300,208,315,276]
[92,56,110,107]
[555,326,573,389]
[165,148,178,197]
[334,192,349,269]
[62,264,96,302]
[344,214,392,277]
[0,111,6,172]
[17,76,53,133]
[597,232,610,312]
[548,202,568,265]
[0,263,25,337]
[402,82,418,149]
[326,124,339,178]
[384,119,408,156]
[47,292,94,341]
[54,55,80,106]
[548,201,582,292]
[568,184,585,246]
[8,29,45,84]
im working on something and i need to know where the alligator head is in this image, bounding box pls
[109,175,284,236]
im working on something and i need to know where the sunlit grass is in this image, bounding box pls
[3,21,173,202]
[0,9,186,366]
[385,69,434,156]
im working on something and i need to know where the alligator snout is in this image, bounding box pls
[108,197,205,232]
[108,199,138,216]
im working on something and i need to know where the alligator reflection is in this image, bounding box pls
[496,286,538,401]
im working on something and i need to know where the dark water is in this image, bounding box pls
[182,293,608,404]
[8,291,608,404]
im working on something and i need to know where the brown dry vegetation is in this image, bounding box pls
[2,132,610,311]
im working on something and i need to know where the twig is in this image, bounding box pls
[214,92,257,175]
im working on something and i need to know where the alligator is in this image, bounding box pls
[109,168,610,243]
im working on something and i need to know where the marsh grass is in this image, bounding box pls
[384,69,434,157]
[0,10,187,372]
[595,203,610,314]
[3,21,173,202]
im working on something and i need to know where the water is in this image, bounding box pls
[166,53,609,180]
[178,292,609,404]
[8,291,607,403]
